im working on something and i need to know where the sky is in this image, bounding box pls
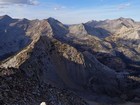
[0,0,140,24]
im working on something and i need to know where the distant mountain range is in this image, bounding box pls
[0,15,140,105]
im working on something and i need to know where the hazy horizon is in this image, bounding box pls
[2,14,140,25]
[0,0,140,24]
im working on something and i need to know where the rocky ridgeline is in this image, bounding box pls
[0,15,140,105]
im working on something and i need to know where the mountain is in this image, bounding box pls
[0,15,140,105]
[0,15,13,24]
[85,17,140,39]
[68,18,140,71]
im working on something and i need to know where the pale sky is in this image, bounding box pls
[0,0,140,24]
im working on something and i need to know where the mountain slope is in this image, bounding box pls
[68,18,140,71]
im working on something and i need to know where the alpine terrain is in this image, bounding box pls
[0,15,140,105]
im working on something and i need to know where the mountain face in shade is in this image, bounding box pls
[0,15,13,23]
[0,15,140,105]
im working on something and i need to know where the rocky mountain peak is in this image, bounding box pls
[0,15,13,24]
[117,17,135,22]
[0,15,12,20]
[47,17,60,24]
[18,18,29,22]
[46,17,68,38]
[69,23,88,36]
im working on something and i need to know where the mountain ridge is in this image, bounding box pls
[0,15,140,105]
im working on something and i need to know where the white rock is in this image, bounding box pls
[40,102,46,105]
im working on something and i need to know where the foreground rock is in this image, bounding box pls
[0,68,88,105]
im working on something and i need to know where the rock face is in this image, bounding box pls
[0,15,140,105]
